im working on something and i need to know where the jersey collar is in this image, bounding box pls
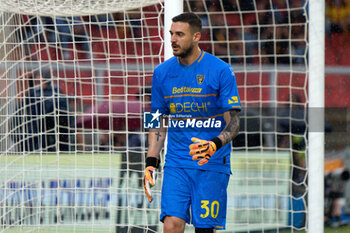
[177,50,205,68]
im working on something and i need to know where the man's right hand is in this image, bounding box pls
[143,157,160,203]
[144,166,156,202]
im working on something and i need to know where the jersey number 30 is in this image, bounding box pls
[200,200,219,218]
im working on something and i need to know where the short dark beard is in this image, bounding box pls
[178,43,194,58]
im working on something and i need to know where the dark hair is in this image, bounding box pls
[172,12,202,33]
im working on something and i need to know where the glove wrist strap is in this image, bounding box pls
[211,137,222,151]
[146,157,160,168]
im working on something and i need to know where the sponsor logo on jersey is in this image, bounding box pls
[172,86,202,94]
[169,102,209,113]
[196,75,205,85]
[228,96,239,104]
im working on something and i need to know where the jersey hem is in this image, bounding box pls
[164,163,231,175]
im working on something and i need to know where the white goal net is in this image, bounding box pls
[0,0,310,232]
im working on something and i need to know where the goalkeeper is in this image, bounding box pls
[144,13,240,233]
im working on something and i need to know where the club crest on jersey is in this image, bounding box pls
[196,75,205,85]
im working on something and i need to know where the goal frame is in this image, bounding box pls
[308,0,325,233]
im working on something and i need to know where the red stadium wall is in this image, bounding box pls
[325,74,350,107]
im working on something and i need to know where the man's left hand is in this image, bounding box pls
[189,137,217,165]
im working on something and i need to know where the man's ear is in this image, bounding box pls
[193,31,201,42]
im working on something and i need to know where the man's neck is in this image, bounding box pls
[179,47,202,66]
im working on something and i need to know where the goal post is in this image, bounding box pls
[164,0,183,60]
[0,0,324,232]
[308,0,325,233]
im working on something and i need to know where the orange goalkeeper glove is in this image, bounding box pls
[189,137,222,165]
[143,157,160,203]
